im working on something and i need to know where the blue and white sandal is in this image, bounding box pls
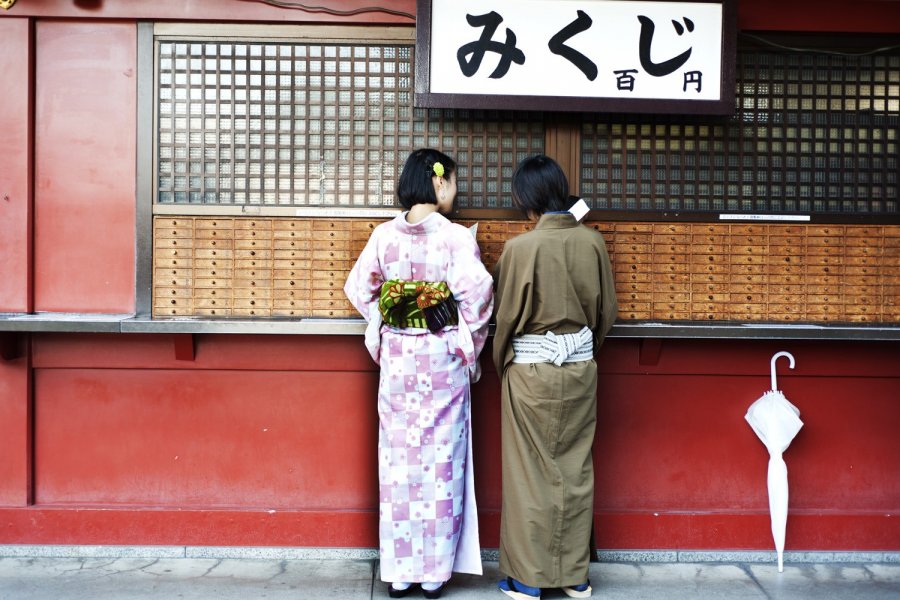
[498,576,541,599]
[561,580,592,598]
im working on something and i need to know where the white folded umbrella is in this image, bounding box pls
[745,351,803,572]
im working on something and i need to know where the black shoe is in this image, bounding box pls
[422,583,445,599]
[388,583,414,598]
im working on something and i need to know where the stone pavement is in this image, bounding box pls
[0,549,898,600]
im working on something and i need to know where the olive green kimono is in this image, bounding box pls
[492,212,618,589]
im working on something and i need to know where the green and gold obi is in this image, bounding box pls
[378,279,459,332]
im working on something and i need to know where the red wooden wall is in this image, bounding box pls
[0,0,898,551]
[1,334,898,549]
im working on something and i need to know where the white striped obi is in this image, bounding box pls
[511,326,593,366]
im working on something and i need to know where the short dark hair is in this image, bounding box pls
[511,154,570,217]
[396,148,457,209]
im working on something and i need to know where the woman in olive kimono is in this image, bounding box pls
[492,155,618,600]
[344,148,494,599]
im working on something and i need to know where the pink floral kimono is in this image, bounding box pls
[344,212,493,583]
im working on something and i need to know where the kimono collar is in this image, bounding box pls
[534,212,578,230]
[393,210,449,235]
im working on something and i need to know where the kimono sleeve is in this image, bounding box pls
[491,242,534,375]
[343,227,384,321]
[344,228,387,363]
[446,227,494,378]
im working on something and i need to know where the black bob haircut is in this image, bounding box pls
[396,148,457,210]
[511,154,572,217]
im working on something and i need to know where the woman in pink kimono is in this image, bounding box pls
[344,148,494,599]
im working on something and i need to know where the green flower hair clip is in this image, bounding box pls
[432,161,445,178]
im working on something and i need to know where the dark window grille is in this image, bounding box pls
[580,51,899,219]
[155,40,544,211]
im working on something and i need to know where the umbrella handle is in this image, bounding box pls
[771,351,795,391]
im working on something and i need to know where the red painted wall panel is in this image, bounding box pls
[0,346,32,507]
[33,21,135,313]
[0,18,33,312]
[35,368,378,508]
[595,374,900,511]
[14,335,900,549]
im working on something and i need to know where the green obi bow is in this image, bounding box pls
[378,279,459,332]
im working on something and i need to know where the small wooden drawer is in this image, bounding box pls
[616,270,652,282]
[233,287,273,299]
[273,258,312,270]
[233,218,272,231]
[233,278,272,289]
[154,295,192,310]
[804,264,842,276]
[312,249,351,260]
[616,281,654,293]
[194,298,232,309]
[272,269,308,280]
[616,223,653,233]
[194,228,232,240]
[805,254,843,266]
[274,288,312,301]
[155,255,195,269]
[155,275,191,287]
[273,219,313,231]
[154,225,194,239]
[193,248,233,259]
[154,306,195,317]
[155,217,194,230]
[310,277,344,290]
[193,268,233,279]
[232,308,273,317]
[194,238,234,249]
[194,308,231,317]
[651,271,690,283]
[652,262,689,274]
[349,220,384,233]
[193,277,231,288]
[273,238,313,251]
[272,308,304,317]
[233,297,273,310]
[312,288,344,300]
[193,288,226,299]
[729,304,767,319]
[194,218,233,230]
[652,292,690,303]
[728,224,768,236]
[768,236,803,247]
[652,224,691,235]
[311,259,351,271]
[233,267,272,279]
[615,233,652,245]
[153,247,194,260]
[806,226,845,237]
[155,287,192,299]
[158,238,194,250]
[691,282,731,293]
[235,238,272,250]
[234,249,273,260]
